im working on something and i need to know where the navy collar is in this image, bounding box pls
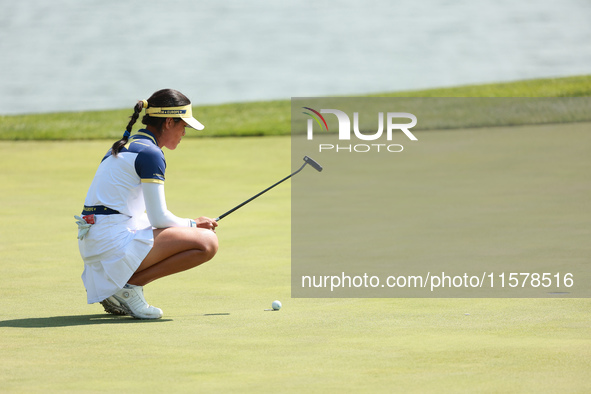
[132,129,159,146]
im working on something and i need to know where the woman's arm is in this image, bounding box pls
[142,182,193,228]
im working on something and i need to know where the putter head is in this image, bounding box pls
[303,156,323,172]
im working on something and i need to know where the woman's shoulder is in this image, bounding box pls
[128,132,163,156]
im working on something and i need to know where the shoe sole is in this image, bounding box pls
[100,297,128,316]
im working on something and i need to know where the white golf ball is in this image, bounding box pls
[272,300,282,310]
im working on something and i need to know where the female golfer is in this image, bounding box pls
[75,89,218,319]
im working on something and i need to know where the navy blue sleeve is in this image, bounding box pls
[134,145,167,184]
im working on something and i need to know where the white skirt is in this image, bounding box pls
[78,213,154,304]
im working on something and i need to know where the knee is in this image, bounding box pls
[198,229,218,262]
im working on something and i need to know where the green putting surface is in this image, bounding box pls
[1,134,590,392]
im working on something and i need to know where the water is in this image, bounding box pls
[1,0,590,115]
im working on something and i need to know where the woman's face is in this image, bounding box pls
[159,118,187,150]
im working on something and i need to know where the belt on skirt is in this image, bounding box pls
[82,205,121,216]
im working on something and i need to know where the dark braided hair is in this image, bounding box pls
[110,100,143,156]
[110,89,191,156]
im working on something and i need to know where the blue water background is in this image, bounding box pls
[0,0,589,115]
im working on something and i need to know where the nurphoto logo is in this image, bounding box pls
[302,107,418,153]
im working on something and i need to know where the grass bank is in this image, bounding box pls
[1,75,590,140]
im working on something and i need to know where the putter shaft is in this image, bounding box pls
[215,162,307,221]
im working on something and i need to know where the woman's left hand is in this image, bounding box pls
[195,216,218,231]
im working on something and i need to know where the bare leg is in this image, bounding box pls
[127,227,218,286]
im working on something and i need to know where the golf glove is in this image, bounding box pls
[74,215,93,240]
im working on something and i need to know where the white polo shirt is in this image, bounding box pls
[84,130,167,219]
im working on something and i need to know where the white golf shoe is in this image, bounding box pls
[111,284,163,319]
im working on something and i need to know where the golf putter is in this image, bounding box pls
[215,156,322,221]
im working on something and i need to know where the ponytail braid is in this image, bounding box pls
[111,100,146,156]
